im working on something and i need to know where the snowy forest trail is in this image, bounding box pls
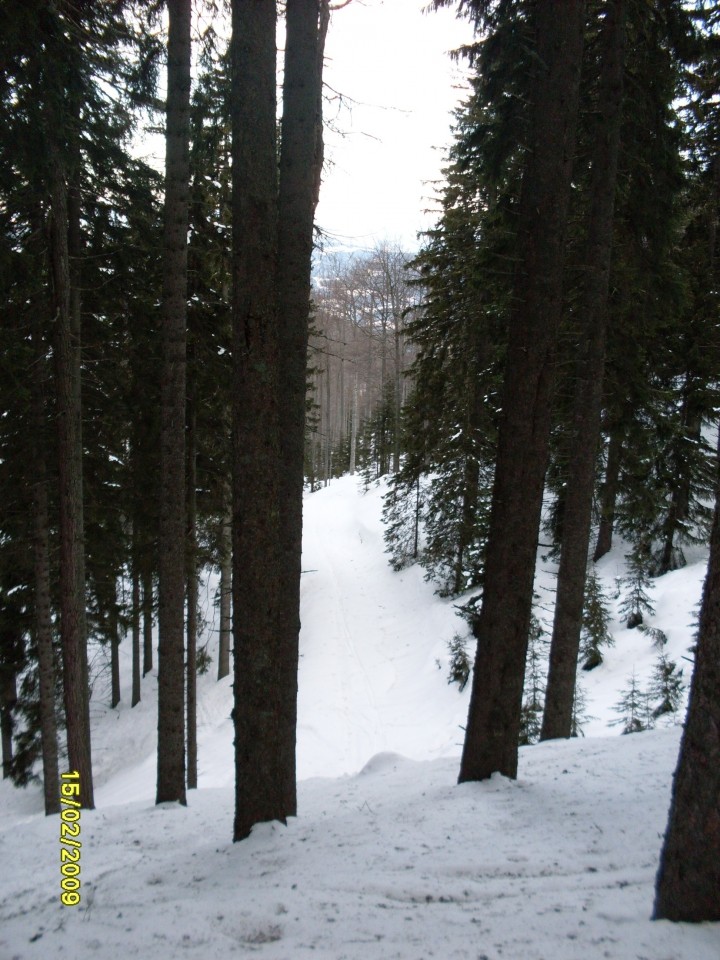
[297,476,467,780]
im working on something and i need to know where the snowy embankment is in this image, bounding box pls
[0,475,718,960]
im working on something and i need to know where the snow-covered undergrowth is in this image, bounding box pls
[1,475,718,959]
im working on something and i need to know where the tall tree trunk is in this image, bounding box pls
[458,1,585,784]
[131,432,144,701]
[275,0,329,819]
[33,472,60,813]
[231,0,328,841]
[142,558,154,676]
[593,424,623,561]
[231,0,282,841]
[393,321,402,475]
[32,317,60,813]
[186,392,198,790]
[110,603,121,709]
[653,480,720,922]
[349,376,358,475]
[131,540,141,707]
[48,137,94,809]
[0,670,16,780]
[541,0,625,741]
[217,491,231,682]
[156,0,191,807]
[324,356,331,482]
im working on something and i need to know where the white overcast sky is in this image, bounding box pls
[316,0,474,252]
[137,1,474,253]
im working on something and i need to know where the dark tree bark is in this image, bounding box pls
[0,670,16,780]
[131,434,144,703]
[186,392,198,790]
[110,606,121,708]
[593,424,623,561]
[33,471,60,813]
[142,559,153,677]
[653,485,720,922]
[458,0,586,784]
[217,491,231,682]
[156,0,191,807]
[541,0,626,741]
[275,0,329,822]
[231,0,282,841]
[231,0,329,841]
[131,541,141,707]
[48,136,94,809]
[31,319,60,813]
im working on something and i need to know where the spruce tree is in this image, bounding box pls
[648,654,684,722]
[383,47,518,597]
[44,6,94,810]
[231,0,329,841]
[520,616,547,746]
[457,0,586,783]
[593,0,700,568]
[579,568,615,671]
[446,634,472,692]
[541,0,625,742]
[619,547,655,629]
[610,669,652,734]
[0,0,162,804]
[156,0,191,807]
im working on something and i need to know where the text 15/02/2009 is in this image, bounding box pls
[59,771,82,906]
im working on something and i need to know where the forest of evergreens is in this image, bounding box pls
[0,0,718,922]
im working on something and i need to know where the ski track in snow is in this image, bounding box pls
[0,475,718,960]
[297,479,466,780]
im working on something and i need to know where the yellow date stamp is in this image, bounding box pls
[59,771,82,906]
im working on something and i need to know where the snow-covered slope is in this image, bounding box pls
[1,475,717,960]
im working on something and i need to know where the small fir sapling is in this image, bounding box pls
[446,633,471,692]
[519,698,543,746]
[519,614,547,745]
[610,668,654,734]
[580,568,615,670]
[648,653,684,722]
[382,473,426,572]
[196,645,212,676]
[570,678,593,737]
[619,548,655,629]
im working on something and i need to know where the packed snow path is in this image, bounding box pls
[297,477,467,779]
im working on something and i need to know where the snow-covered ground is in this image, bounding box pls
[1,475,718,960]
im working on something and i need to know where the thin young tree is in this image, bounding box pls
[156,0,191,807]
[457,0,586,783]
